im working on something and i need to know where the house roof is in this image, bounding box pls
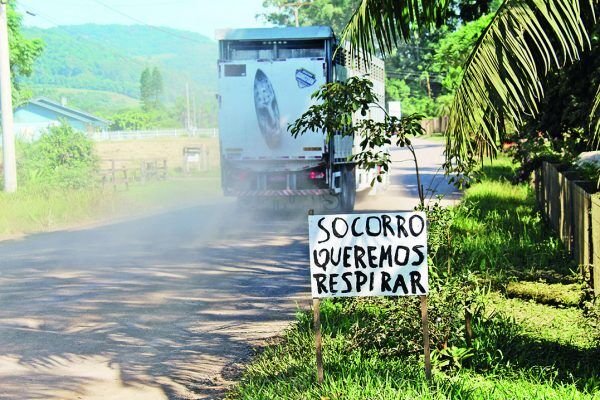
[215,26,335,42]
[21,97,111,126]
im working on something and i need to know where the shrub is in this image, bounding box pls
[18,122,99,189]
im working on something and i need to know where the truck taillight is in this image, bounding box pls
[309,171,325,179]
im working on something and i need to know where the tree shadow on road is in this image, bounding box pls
[0,203,312,399]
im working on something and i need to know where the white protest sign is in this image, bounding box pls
[308,212,428,298]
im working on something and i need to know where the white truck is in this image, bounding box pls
[215,26,386,211]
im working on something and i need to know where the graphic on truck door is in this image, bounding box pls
[253,69,281,149]
[295,68,316,88]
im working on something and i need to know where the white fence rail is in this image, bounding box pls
[91,128,218,141]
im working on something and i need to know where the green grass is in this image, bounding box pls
[421,132,447,142]
[0,176,221,238]
[0,186,111,236]
[229,295,599,399]
[448,157,574,282]
[228,154,600,400]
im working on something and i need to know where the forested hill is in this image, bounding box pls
[22,24,218,105]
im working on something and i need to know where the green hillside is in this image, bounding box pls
[22,24,217,117]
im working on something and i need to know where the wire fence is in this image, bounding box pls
[91,128,218,141]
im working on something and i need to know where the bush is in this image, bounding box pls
[18,122,99,189]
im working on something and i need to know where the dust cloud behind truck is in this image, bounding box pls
[215,26,386,211]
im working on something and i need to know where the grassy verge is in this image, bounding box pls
[0,175,221,238]
[420,132,446,142]
[227,155,600,399]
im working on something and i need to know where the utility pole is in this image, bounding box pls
[0,2,16,193]
[192,94,197,130]
[185,82,190,131]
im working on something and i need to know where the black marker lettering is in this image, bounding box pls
[396,216,409,237]
[366,216,382,236]
[367,246,378,268]
[329,273,339,294]
[313,249,329,271]
[341,272,352,293]
[332,217,349,238]
[410,271,426,294]
[355,271,368,292]
[394,246,410,266]
[381,271,392,292]
[409,215,425,237]
[411,245,425,266]
[379,245,392,268]
[351,217,363,237]
[313,274,327,294]
[330,247,342,266]
[382,214,394,237]
[393,274,409,294]
[343,246,352,268]
[317,217,330,244]
[354,246,367,268]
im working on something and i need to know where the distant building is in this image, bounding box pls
[13,97,110,141]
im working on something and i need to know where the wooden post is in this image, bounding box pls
[420,295,431,380]
[141,160,146,184]
[313,298,324,384]
[308,208,323,384]
[122,166,129,190]
[465,304,473,349]
[111,159,116,191]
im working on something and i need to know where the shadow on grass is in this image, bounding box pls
[320,298,600,393]
[442,162,575,280]
[473,315,600,392]
[236,298,599,398]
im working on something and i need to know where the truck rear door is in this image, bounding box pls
[218,57,326,162]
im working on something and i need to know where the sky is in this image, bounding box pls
[17,0,272,38]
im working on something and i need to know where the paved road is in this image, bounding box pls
[0,139,458,399]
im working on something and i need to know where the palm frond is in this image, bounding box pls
[592,83,600,149]
[446,0,598,168]
[341,0,451,59]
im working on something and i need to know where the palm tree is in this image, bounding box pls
[341,0,600,175]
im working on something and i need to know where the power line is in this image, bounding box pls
[118,0,199,6]
[18,1,148,68]
[387,71,447,79]
[89,0,207,44]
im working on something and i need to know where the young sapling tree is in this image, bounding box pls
[289,76,427,207]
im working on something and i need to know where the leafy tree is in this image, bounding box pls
[258,1,499,118]
[18,122,98,189]
[430,13,493,92]
[139,67,152,109]
[109,106,182,131]
[342,0,600,182]
[150,67,163,104]
[7,5,44,105]
[140,67,164,109]
[290,76,427,205]
[259,0,360,33]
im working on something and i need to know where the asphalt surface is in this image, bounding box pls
[0,138,459,399]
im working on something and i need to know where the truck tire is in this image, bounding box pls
[339,165,356,212]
